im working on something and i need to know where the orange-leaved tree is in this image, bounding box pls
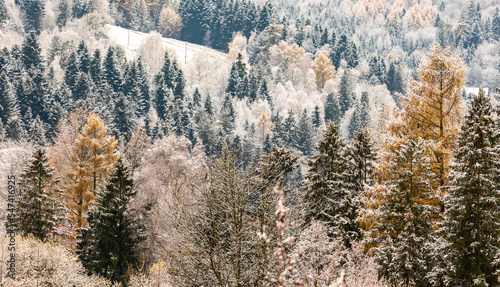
[50,109,118,232]
[401,44,465,189]
[68,113,118,229]
[312,53,335,90]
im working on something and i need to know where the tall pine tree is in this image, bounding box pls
[17,148,63,241]
[303,122,359,246]
[439,90,500,286]
[370,137,437,287]
[77,158,143,286]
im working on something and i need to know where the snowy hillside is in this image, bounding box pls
[106,24,229,66]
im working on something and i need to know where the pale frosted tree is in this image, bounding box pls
[312,52,335,90]
[133,134,207,284]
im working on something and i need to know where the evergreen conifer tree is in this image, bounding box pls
[303,122,359,246]
[204,93,214,116]
[20,0,45,33]
[283,109,297,148]
[385,62,405,104]
[339,70,354,116]
[90,49,104,88]
[77,158,143,286]
[324,92,340,124]
[28,115,47,145]
[371,137,437,287]
[5,116,25,140]
[0,71,18,126]
[312,105,322,128]
[56,0,70,29]
[256,2,273,32]
[17,148,63,241]
[21,32,44,73]
[73,72,91,103]
[350,129,376,188]
[0,0,7,24]
[219,93,235,138]
[348,91,370,139]
[295,109,314,156]
[77,41,90,74]
[113,93,136,141]
[439,90,500,286]
[65,51,80,91]
[21,68,48,122]
[135,58,150,117]
[492,8,500,41]
[192,88,201,108]
[104,47,123,94]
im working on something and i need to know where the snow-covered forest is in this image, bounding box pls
[0,0,499,285]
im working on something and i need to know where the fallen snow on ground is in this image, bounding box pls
[106,24,229,66]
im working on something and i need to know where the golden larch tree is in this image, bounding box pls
[402,44,465,189]
[360,45,465,240]
[312,53,335,90]
[66,113,118,229]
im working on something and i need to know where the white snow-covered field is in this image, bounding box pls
[106,24,229,66]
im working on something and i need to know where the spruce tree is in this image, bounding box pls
[5,116,25,140]
[154,80,170,121]
[0,71,18,126]
[56,0,70,29]
[324,92,340,124]
[312,105,322,128]
[331,34,348,68]
[90,49,104,88]
[77,158,143,286]
[28,115,46,145]
[320,27,329,46]
[104,47,123,94]
[179,0,210,44]
[350,129,376,188]
[135,58,150,117]
[295,109,314,156]
[21,68,48,122]
[219,93,235,138]
[385,62,405,105]
[371,137,437,287]
[347,42,359,68]
[21,32,44,73]
[20,0,45,33]
[113,93,136,141]
[493,8,500,41]
[368,55,386,84]
[303,122,359,246]
[65,51,80,91]
[439,90,500,287]
[192,88,201,108]
[204,93,214,116]
[226,54,248,99]
[77,41,90,74]
[73,72,91,103]
[338,69,354,116]
[283,109,297,148]
[271,111,285,147]
[17,148,63,241]
[256,2,273,32]
[173,69,185,102]
[348,91,370,139]
[0,0,7,25]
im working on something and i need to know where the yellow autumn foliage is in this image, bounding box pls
[312,53,335,90]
